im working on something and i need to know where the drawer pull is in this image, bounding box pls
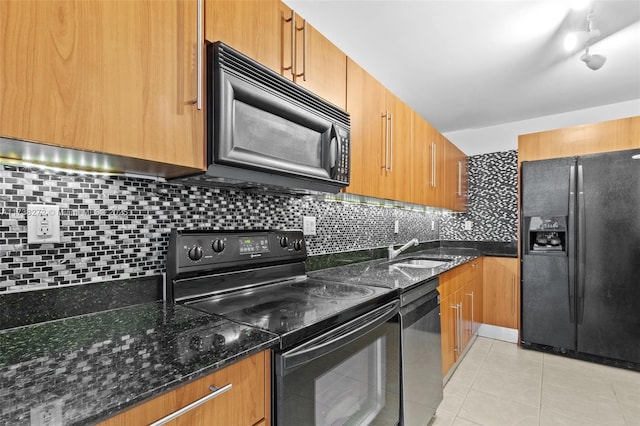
[149,383,233,426]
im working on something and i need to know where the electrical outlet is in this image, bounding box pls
[27,204,61,244]
[394,220,399,234]
[30,399,63,426]
[303,216,317,236]
[464,220,473,231]
[431,220,435,231]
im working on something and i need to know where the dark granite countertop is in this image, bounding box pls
[306,240,517,272]
[440,240,518,258]
[309,249,479,292]
[0,302,279,426]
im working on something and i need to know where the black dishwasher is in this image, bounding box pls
[399,277,442,426]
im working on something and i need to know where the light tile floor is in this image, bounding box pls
[433,337,640,426]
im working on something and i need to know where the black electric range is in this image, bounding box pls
[165,229,397,350]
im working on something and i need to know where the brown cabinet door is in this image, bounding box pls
[444,139,468,211]
[483,257,519,329]
[518,116,640,163]
[411,113,441,206]
[99,351,269,426]
[0,0,204,170]
[209,1,346,109]
[383,92,413,202]
[471,258,483,334]
[291,18,347,109]
[456,286,468,353]
[344,59,385,198]
[205,0,282,74]
[439,293,457,377]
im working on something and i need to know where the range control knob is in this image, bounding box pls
[279,236,289,248]
[211,334,226,353]
[211,239,225,253]
[189,335,203,352]
[187,246,203,261]
[293,240,303,251]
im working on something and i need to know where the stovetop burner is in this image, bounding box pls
[291,281,375,299]
[244,298,314,318]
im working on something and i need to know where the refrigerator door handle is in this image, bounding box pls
[568,164,577,323]
[577,164,586,324]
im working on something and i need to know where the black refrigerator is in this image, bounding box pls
[521,148,640,368]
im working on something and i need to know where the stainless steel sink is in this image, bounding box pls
[389,257,453,269]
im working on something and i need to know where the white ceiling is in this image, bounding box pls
[283,0,640,134]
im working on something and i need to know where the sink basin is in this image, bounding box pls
[389,257,452,269]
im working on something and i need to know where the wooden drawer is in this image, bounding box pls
[99,350,270,426]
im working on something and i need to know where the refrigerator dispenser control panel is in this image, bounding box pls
[525,216,567,254]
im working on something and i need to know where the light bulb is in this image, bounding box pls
[564,32,579,51]
[564,29,600,51]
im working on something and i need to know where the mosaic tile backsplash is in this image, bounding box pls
[0,150,517,291]
[0,165,441,290]
[441,150,518,241]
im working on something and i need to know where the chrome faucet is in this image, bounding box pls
[388,238,419,260]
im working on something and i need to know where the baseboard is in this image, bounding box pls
[477,323,518,343]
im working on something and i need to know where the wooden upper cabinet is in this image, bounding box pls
[384,92,413,202]
[0,0,204,172]
[443,138,468,211]
[344,59,414,202]
[280,3,347,109]
[344,58,385,198]
[206,0,346,109]
[99,350,270,426]
[205,0,282,73]
[518,116,640,163]
[411,113,443,206]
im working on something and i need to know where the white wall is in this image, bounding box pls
[444,99,640,156]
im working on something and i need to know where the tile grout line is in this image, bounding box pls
[538,352,546,426]
[452,338,495,425]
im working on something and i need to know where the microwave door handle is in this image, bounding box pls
[329,124,341,179]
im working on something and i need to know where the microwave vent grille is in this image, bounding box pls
[215,42,349,127]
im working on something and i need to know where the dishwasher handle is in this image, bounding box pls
[277,300,399,374]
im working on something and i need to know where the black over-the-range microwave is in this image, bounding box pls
[199,41,350,193]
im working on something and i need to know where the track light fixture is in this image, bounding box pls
[580,49,607,70]
[565,9,606,70]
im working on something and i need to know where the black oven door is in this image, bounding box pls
[274,301,400,426]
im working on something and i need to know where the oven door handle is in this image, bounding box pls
[278,300,399,373]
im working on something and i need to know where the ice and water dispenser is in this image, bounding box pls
[523,216,567,255]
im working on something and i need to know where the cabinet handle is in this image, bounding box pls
[388,113,393,172]
[431,143,437,188]
[457,161,462,196]
[457,302,462,353]
[466,291,474,334]
[196,0,203,110]
[282,10,295,76]
[450,304,459,354]
[293,16,307,81]
[381,112,389,170]
[511,275,516,315]
[149,383,232,426]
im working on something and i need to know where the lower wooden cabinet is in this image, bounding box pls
[438,259,482,377]
[99,350,270,426]
[482,257,519,329]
